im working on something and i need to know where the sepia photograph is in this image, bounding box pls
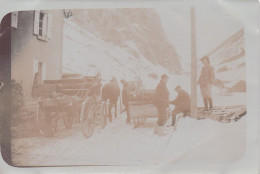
[0,1,248,169]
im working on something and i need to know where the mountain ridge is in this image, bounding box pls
[206,28,244,66]
[71,8,182,73]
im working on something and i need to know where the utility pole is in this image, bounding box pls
[191,7,198,118]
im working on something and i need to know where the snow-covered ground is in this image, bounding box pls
[11,111,246,166]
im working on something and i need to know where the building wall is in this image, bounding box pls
[11,10,64,99]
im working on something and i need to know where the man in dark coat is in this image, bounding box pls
[121,80,131,123]
[154,74,169,126]
[102,77,120,121]
[198,56,215,112]
[169,86,191,126]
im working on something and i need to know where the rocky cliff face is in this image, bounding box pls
[205,28,246,91]
[207,28,244,66]
[71,8,182,73]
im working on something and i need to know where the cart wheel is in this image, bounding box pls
[81,98,95,138]
[49,116,58,136]
[36,106,57,137]
[101,102,108,128]
[82,118,95,138]
[63,114,73,129]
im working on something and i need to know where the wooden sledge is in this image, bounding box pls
[128,101,173,128]
[197,105,246,123]
[129,103,246,128]
[128,101,158,128]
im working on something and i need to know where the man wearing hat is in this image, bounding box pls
[198,56,215,112]
[169,86,191,126]
[121,79,131,123]
[154,74,170,126]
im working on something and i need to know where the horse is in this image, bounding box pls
[101,77,120,122]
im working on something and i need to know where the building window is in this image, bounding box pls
[11,12,18,28]
[34,10,52,41]
[39,13,45,37]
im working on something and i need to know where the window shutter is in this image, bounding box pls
[42,13,48,38]
[11,12,18,28]
[47,14,52,39]
[34,11,40,35]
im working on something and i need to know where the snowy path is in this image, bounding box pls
[11,112,246,167]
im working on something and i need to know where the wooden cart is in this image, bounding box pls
[36,75,108,138]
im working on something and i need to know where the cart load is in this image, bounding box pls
[36,75,104,137]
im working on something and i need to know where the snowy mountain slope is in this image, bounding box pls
[207,28,245,66]
[63,18,170,83]
[63,17,192,95]
[203,28,246,92]
[69,9,182,73]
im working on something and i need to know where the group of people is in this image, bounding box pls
[117,56,215,126]
[29,55,215,127]
[153,74,191,126]
[154,56,215,126]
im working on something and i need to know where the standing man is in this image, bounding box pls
[198,56,215,112]
[169,86,191,126]
[31,72,40,99]
[121,79,131,123]
[102,77,120,121]
[0,81,4,92]
[154,74,169,126]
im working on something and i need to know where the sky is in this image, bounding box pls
[155,1,244,63]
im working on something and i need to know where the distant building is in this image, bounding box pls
[10,10,64,100]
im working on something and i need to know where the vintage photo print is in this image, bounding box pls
[0,0,257,172]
